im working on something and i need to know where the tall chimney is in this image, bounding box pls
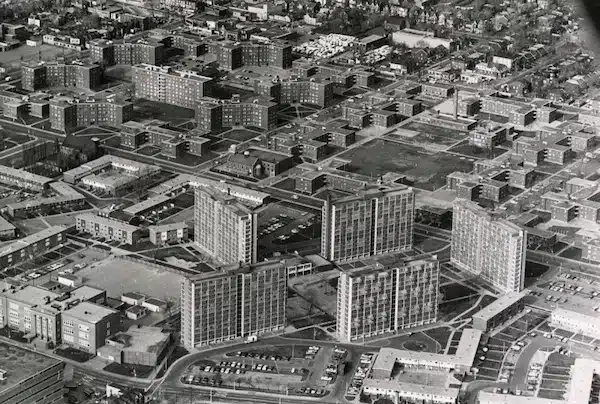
[453,87,459,120]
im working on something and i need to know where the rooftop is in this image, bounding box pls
[0,226,67,258]
[106,326,169,354]
[64,301,117,323]
[0,343,61,396]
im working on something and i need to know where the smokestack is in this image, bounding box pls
[453,87,459,120]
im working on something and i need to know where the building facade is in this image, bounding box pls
[89,39,165,66]
[49,96,133,132]
[451,199,526,293]
[75,213,141,245]
[321,187,414,262]
[148,222,189,245]
[196,96,278,131]
[336,258,439,342]
[471,291,526,332]
[61,301,119,353]
[180,261,287,349]
[132,64,213,109]
[22,61,102,91]
[194,186,257,265]
[0,226,67,270]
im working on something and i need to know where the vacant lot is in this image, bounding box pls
[0,44,78,69]
[338,139,474,191]
[222,128,260,142]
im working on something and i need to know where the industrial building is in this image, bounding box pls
[194,186,257,265]
[451,199,526,293]
[321,187,414,262]
[336,257,440,342]
[180,260,287,349]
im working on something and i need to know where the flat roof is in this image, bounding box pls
[373,329,481,373]
[108,326,169,353]
[551,307,600,328]
[63,301,117,324]
[0,342,61,396]
[363,378,459,399]
[77,212,140,233]
[477,392,562,404]
[472,291,526,323]
[567,358,599,404]
[123,194,171,216]
[148,222,188,232]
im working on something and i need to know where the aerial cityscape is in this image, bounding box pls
[0,0,599,403]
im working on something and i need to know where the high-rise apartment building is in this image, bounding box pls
[49,95,133,132]
[451,199,526,293]
[321,187,414,262]
[212,41,292,70]
[254,78,335,108]
[336,257,440,342]
[180,261,287,349]
[132,64,213,109]
[194,186,257,265]
[89,39,165,66]
[196,96,278,132]
[22,61,102,91]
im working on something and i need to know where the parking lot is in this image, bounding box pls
[537,352,574,400]
[257,203,318,244]
[182,344,339,398]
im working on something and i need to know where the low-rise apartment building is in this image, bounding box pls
[148,222,188,245]
[75,213,141,245]
[0,226,68,270]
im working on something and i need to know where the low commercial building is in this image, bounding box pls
[550,308,600,340]
[98,326,171,367]
[148,222,188,245]
[61,301,119,353]
[57,274,82,288]
[75,213,141,245]
[0,343,65,404]
[472,291,527,332]
[0,226,68,270]
[142,298,167,313]
[126,305,148,320]
[121,292,146,306]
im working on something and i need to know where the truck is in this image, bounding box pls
[245,335,258,344]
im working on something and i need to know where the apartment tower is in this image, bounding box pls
[180,261,287,349]
[451,199,526,293]
[321,187,414,262]
[336,257,440,342]
[194,186,257,265]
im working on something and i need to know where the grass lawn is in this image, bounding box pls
[424,327,452,349]
[440,283,478,300]
[54,347,95,363]
[559,247,583,260]
[537,389,566,400]
[104,362,154,378]
[133,99,195,125]
[141,246,200,262]
[283,327,333,341]
[338,139,474,191]
[222,128,260,142]
[137,145,160,156]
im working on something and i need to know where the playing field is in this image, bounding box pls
[76,256,182,303]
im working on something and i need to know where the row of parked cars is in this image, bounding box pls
[346,353,374,400]
[233,351,291,361]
